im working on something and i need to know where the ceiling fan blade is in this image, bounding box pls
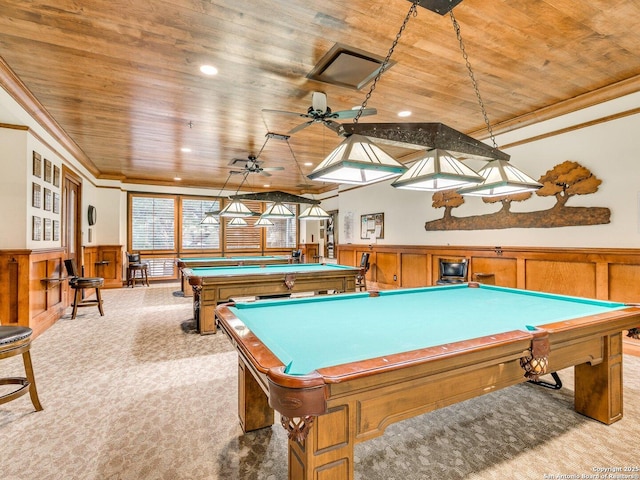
[323,120,345,134]
[288,121,314,134]
[262,108,312,119]
[259,171,272,177]
[262,166,285,171]
[331,108,377,119]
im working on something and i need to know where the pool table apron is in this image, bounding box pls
[223,310,640,480]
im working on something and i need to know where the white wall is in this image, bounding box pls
[0,128,27,247]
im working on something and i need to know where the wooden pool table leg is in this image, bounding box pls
[574,332,623,424]
[287,405,354,480]
[238,357,274,432]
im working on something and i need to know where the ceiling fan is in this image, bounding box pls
[228,155,284,177]
[262,91,377,135]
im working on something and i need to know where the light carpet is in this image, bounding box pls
[0,284,638,479]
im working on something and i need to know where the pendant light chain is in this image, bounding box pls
[449,11,498,149]
[354,1,420,124]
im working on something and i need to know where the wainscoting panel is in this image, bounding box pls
[470,256,518,288]
[400,253,429,288]
[608,263,640,303]
[524,260,596,298]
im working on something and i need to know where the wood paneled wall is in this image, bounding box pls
[0,248,67,337]
[83,245,124,288]
[337,244,640,302]
[0,245,123,337]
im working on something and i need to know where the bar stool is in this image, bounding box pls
[64,259,105,319]
[0,325,43,411]
[126,253,149,287]
[356,252,370,291]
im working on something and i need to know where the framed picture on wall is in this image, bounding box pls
[33,152,42,178]
[53,220,60,241]
[360,212,384,240]
[53,192,60,214]
[32,182,41,208]
[53,165,61,187]
[43,218,52,241]
[44,188,52,211]
[44,159,52,183]
[32,216,42,241]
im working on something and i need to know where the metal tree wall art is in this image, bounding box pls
[425,161,610,231]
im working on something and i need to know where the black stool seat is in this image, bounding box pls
[70,277,104,288]
[64,259,105,319]
[0,326,33,345]
[0,325,43,411]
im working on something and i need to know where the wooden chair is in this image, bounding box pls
[126,252,149,287]
[64,259,105,319]
[0,325,43,412]
[436,258,468,285]
[356,252,370,291]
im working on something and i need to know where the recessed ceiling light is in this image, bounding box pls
[304,162,313,166]
[263,184,270,188]
[174,177,182,181]
[200,65,218,75]
[398,110,412,117]
[180,147,192,153]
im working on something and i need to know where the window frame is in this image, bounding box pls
[127,192,298,258]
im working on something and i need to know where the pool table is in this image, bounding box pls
[215,283,640,480]
[176,255,291,296]
[189,263,360,334]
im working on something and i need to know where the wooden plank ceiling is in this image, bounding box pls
[1,0,639,194]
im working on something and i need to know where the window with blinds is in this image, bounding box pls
[181,198,220,250]
[266,203,297,248]
[130,196,176,251]
[224,200,262,250]
[129,193,297,254]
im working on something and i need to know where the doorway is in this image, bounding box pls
[61,166,82,282]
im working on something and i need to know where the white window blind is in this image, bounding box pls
[224,200,262,250]
[131,196,175,251]
[266,203,297,248]
[181,199,220,249]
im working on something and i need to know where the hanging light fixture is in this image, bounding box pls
[261,202,295,218]
[298,205,331,220]
[200,211,219,225]
[391,148,483,191]
[307,134,407,185]
[307,3,424,186]
[286,138,331,220]
[445,9,542,197]
[306,1,540,196]
[219,172,257,217]
[227,217,248,227]
[200,171,236,224]
[254,217,274,227]
[456,159,543,197]
[219,199,255,217]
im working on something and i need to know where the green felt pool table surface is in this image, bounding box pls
[227,283,628,375]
